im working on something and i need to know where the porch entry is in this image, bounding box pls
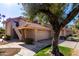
[19,29,35,41]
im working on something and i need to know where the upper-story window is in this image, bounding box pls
[14,21,19,27]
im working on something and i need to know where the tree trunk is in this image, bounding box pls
[51,31,60,56]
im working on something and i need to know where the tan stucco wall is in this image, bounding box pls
[5,19,26,35]
[35,30,51,41]
[5,22,12,35]
[19,19,26,26]
[59,29,73,37]
[19,19,31,26]
[20,29,51,41]
[21,29,35,40]
[25,30,35,39]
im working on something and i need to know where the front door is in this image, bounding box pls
[12,29,19,39]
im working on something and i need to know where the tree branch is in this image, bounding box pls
[60,5,79,28]
[40,10,60,31]
[39,9,61,31]
[40,9,58,20]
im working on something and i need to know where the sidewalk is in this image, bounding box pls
[0,39,79,56]
[0,39,51,56]
[59,40,78,49]
[59,40,79,56]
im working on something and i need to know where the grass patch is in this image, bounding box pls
[34,45,51,56]
[59,46,72,56]
[34,45,72,56]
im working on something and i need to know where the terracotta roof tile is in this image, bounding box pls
[18,22,51,31]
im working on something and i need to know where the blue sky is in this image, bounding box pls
[0,3,23,27]
[0,3,78,27]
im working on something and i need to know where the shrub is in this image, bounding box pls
[67,34,72,37]
[6,35,11,40]
[73,34,78,37]
[49,37,53,40]
[59,36,66,40]
[0,34,4,38]
[0,28,5,34]
[3,35,11,40]
[23,38,34,44]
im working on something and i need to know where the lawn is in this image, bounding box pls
[34,45,72,56]
[59,46,72,56]
[34,45,51,56]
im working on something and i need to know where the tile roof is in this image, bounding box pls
[17,22,51,31]
[4,16,31,23]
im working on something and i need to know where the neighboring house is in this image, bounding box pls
[45,24,73,37]
[59,28,73,37]
[4,16,51,41]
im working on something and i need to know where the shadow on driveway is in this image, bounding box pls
[19,39,51,52]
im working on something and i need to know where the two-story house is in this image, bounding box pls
[4,16,51,41]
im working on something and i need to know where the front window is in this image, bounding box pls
[14,21,19,27]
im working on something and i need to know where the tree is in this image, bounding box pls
[0,27,5,34]
[21,3,79,56]
[75,20,79,29]
[0,14,6,28]
[0,13,2,22]
[0,27,5,38]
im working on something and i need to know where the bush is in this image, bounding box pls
[59,36,66,40]
[66,34,72,37]
[23,38,34,44]
[0,28,5,34]
[67,36,79,42]
[6,35,11,40]
[73,34,77,37]
[3,35,11,40]
[0,34,4,38]
[49,37,53,40]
